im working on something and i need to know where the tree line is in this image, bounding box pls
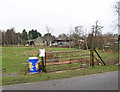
[1,28,55,46]
[57,21,118,52]
[0,21,119,52]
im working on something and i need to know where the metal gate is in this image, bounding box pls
[45,50,91,72]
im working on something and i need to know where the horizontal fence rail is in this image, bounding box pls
[45,50,91,72]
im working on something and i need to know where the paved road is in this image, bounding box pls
[2,71,118,90]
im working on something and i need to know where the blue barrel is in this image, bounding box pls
[29,57,39,73]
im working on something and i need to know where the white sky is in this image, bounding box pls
[0,0,118,36]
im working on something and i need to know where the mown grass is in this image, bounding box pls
[2,65,118,85]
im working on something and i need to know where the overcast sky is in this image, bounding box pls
[0,0,118,36]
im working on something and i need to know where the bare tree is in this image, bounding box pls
[16,32,22,46]
[92,20,103,49]
[114,1,120,64]
[46,25,50,46]
[84,29,88,50]
[58,33,68,40]
[5,28,17,46]
[72,26,84,49]
[68,27,73,48]
[1,31,5,46]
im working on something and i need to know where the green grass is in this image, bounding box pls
[2,47,90,73]
[2,47,119,85]
[46,62,89,72]
[94,50,118,64]
[2,47,77,73]
[2,65,118,85]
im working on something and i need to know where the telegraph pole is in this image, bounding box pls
[118,1,120,65]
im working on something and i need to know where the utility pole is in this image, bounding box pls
[118,1,120,64]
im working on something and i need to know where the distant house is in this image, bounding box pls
[27,37,73,47]
[34,37,44,46]
[28,37,45,46]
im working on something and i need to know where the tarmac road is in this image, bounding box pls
[2,71,119,90]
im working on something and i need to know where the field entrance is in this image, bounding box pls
[45,50,91,72]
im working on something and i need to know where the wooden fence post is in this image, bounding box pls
[41,57,45,72]
[90,49,92,66]
[90,48,94,67]
[45,52,47,72]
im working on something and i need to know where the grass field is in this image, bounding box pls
[2,47,119,85]
[2,47,77,73]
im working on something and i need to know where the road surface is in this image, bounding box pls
[2,71,118,90]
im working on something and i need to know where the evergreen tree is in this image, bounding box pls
[22,29,28,45]
[28,29,41,39]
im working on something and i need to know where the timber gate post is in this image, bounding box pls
[90,48,94,67]
[39,49,46,72]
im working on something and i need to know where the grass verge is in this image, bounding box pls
[2,65,118,85]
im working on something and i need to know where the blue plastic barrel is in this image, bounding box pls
[29,57,39,73]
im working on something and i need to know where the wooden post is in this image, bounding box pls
[91,48,94,67]
[44,52,47,72]
[90,27,95,67]
[39,49,46,72]
[41,57,45,72]
[90,49,92,66]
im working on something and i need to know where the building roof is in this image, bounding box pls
[34,37,44,43]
